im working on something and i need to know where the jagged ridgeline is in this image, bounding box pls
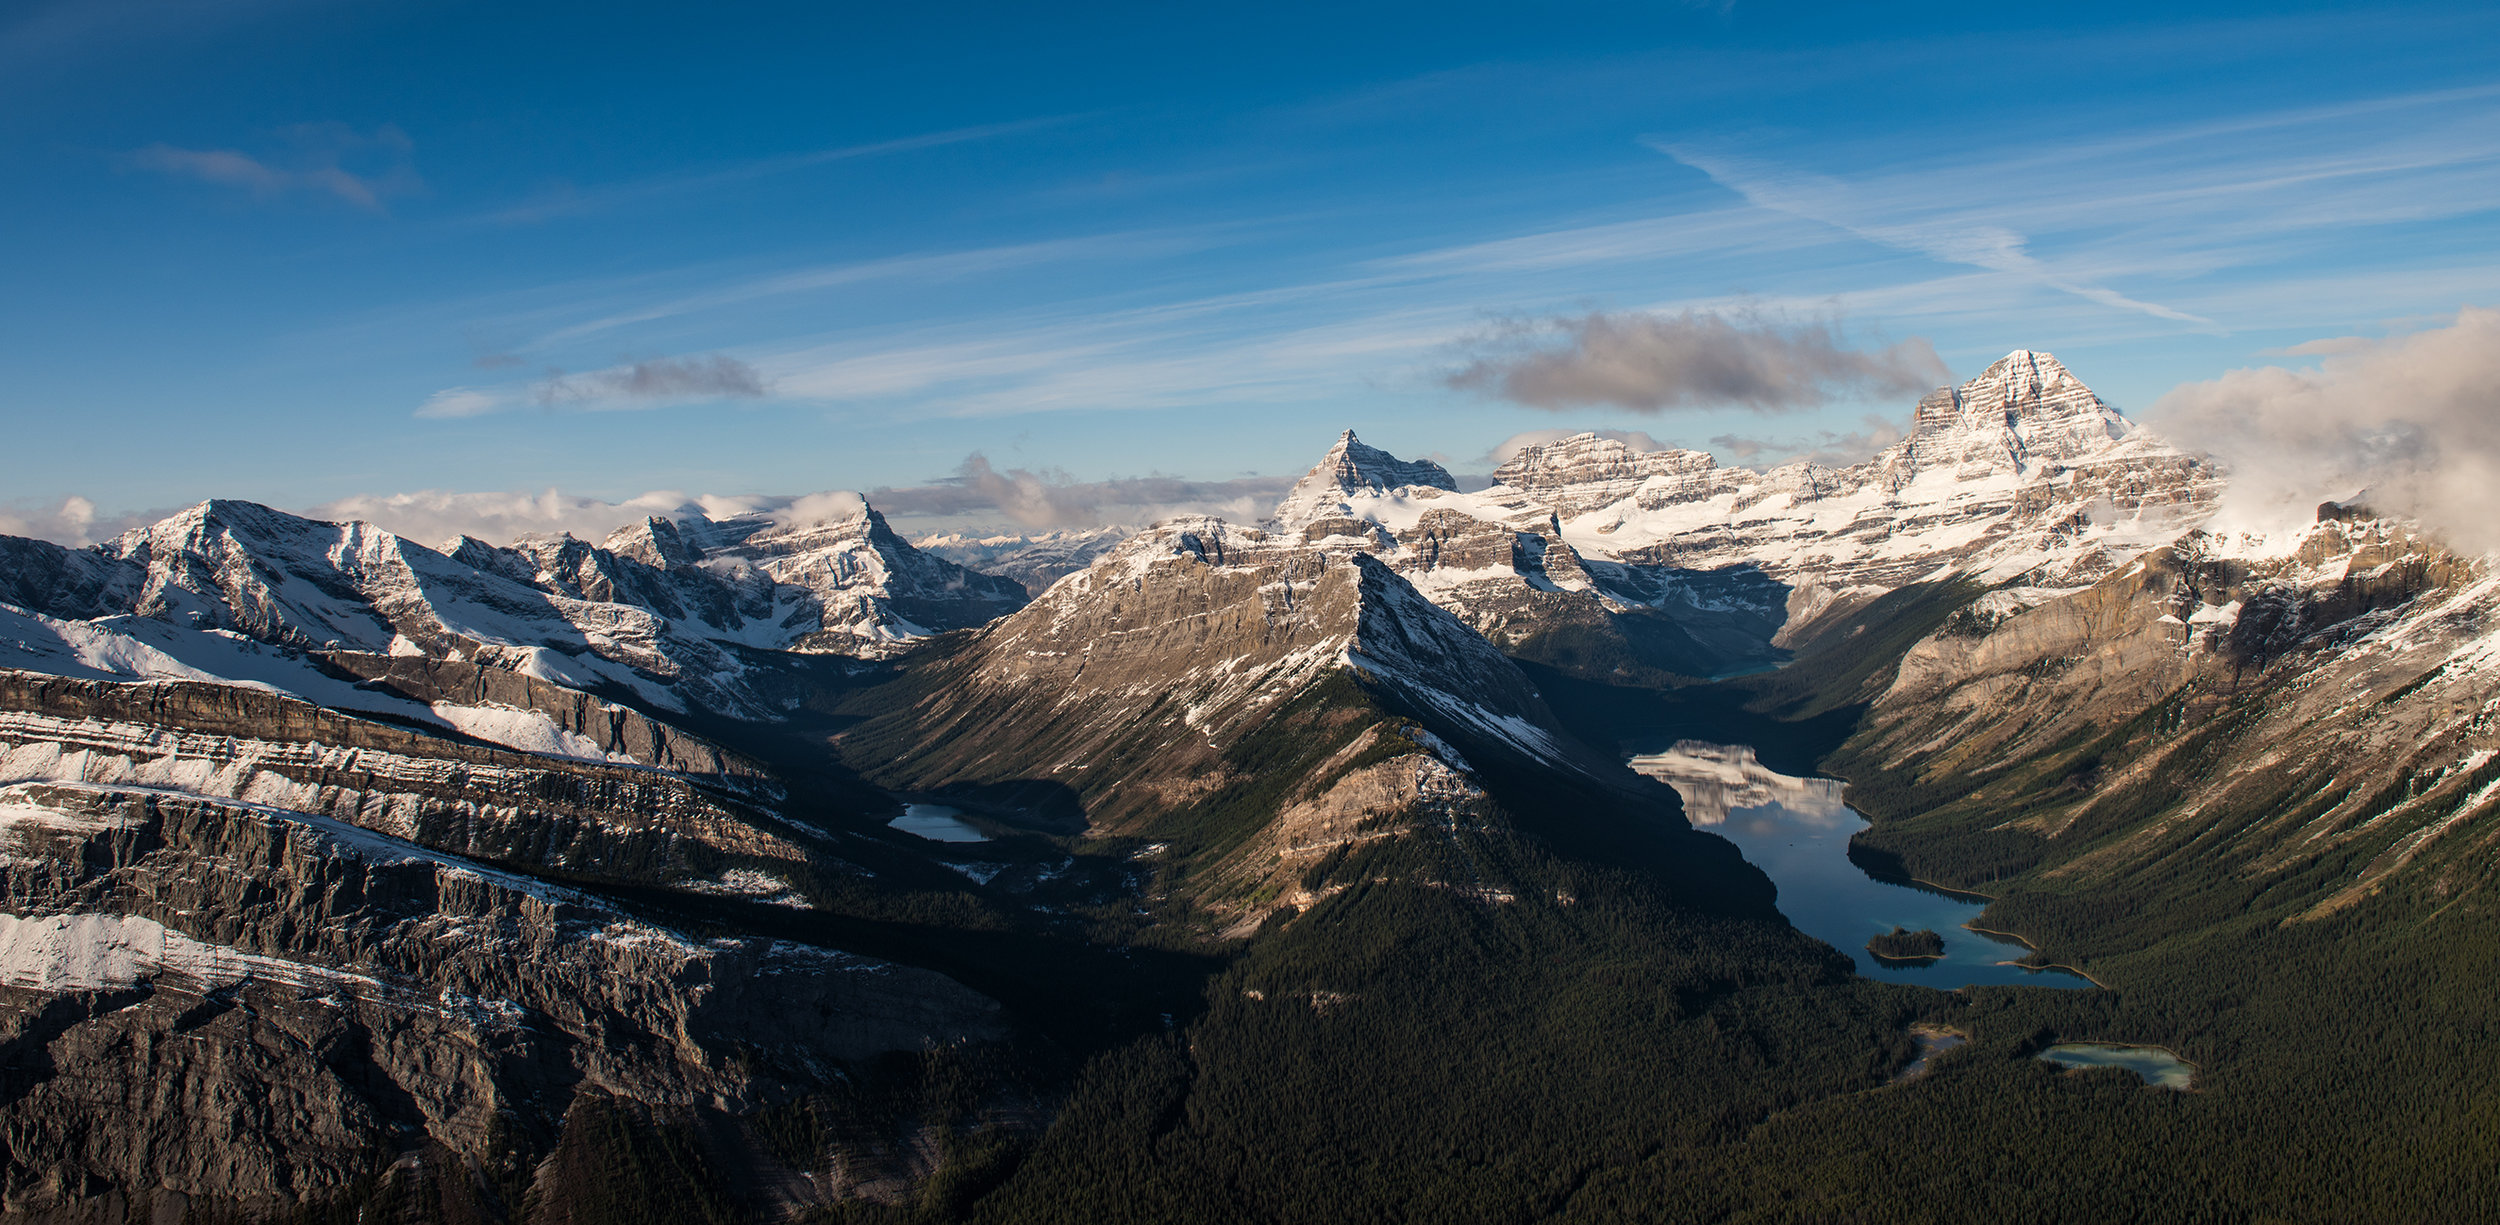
[2,350,2495,1221]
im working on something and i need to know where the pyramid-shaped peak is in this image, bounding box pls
[1972,349,2080,394]
[1272,430,1459,528]
[1899,348,2139,477]
[1918,349,2111,426]
[602,515,701,569]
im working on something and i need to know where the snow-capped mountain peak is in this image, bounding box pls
[2,493,1036,725]
[1272,429,1461,529]
[1475,350,2219,619]
[1895,348,2133,480]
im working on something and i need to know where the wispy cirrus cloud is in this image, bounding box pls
[124,123,420,211]
[525,232,1188,349]
[479,114,1086,225]
[389,77,2500,435]
[1652,144,2213,326]
[1635,83,2500,336]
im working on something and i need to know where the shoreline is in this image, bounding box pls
[1913,875,1996,901]
[1961,922,2108,988]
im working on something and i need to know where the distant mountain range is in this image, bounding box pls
[2,351,2489,1222]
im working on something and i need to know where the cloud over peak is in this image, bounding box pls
[1447,310,1948,413]
[2154,306,2500,551]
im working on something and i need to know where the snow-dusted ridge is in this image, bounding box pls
[0,492,1030,734]
[1272,354,2223,649]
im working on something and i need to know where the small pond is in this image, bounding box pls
[2036,1043,2194,1089]
[1891,1028,1966,1084]
[887,803,989,843]
[1629,740,2092,990]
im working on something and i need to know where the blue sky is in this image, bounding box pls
[5,0,2498,541]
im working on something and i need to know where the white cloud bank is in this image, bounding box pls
[2154,306,2500,551]
[299,458,1297,548]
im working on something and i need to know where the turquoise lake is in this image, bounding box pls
[888,803,990,843]
[1630,740,2092,990]
[2037,1043,2195,1089]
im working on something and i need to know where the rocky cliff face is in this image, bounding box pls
[856,515,1587,794]
[0,672,813,882]
[0,488,1068,1220]
[1239,355,2216,686]
[0,652,1061,1220]
[1836,507,2496,914]
[0,778,1000,1222]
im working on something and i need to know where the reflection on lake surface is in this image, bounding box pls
[2037,1043,2194,1089]
[1629,741,2091,990]
[888,803,989,843]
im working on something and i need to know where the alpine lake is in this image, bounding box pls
[1629,741,2092,990]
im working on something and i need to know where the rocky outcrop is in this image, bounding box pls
[1257,435,1796,680]
[0,672,813,885]
[0,780,1000,1221]
[1488,436,1723,519]
[1891,349,2129,479]
[0,494,1035,736]
[905,517,1581,777]
[1235,371,2210,682]
[0,492,1060,1219]
[311,651,776,784]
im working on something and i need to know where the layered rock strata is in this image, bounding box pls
[0,779,999,1220]
[1845,509,2498,911]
